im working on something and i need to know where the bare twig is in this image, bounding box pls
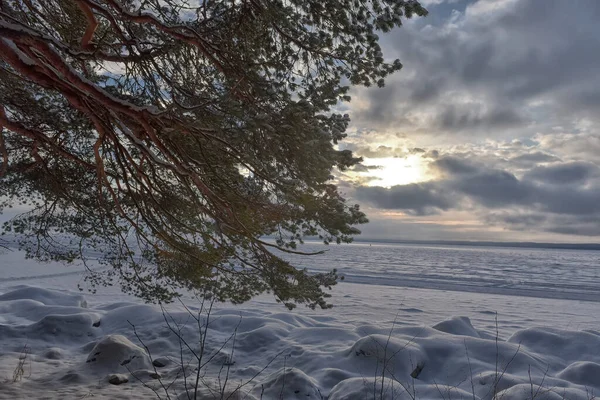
[12,344,30,383]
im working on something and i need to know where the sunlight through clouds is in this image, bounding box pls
[360,155,430,187]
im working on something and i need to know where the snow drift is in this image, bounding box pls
[1,286,599,399]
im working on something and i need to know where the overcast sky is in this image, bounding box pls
[338,0,600,243]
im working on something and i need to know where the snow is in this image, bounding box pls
[1,242,600,399]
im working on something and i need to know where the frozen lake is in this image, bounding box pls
[283,241,600,302]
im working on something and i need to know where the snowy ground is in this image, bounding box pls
[1,243,600,399]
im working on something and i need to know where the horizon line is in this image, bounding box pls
[349,238,600,251]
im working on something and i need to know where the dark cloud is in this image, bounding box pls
[571,91,600,109]
[487,212,600,237]
[457,1,600,111]
[354,85,403,127]
[548,220,600,237]
[431,156,479,176]
[446,161,600,215]
[436,104,523,131]
[455,169,535,208]
[487,212,547,230]
[423,150,440,159]
[540,186,600,216]
[355,183,456,215]
[355,155,600,226]
[410,77,446,103]
[351,164,383,172]
[509,152,561,166]
[523,162,599,185]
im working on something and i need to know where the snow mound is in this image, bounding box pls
[0,312,99,344]
[84,335,151,374]
[30,313,97,339]
[0,298,98,323]
[97,304,164,332]
[432,316,480,337]
[2,283,600,399]
[345,334,426,379]
[329,377,477,400]
[176,389,257,400]
[557,361,600,388]
[0,286,87,307]
[251,367,322,399]
[236,324,289,352]
[43,347,64,359]
[328,377,405,400]
[508,327,600,364]
[495,383,591,400]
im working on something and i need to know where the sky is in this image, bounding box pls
[338,0,600,243]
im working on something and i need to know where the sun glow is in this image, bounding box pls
[359,156,429,187]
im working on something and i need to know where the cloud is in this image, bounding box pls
[441,158,600,215]
[348,0,600,142]
[486,211,547,231]
[509,152,561,167]
[523,162,599,185]
[351,164,383,173]
[352,148,600,238]
[454,169,535,208]
[547,218,600,237]
[536,134,600,163]
[351,145,402,158]
[354,183,456,215]
[431,156,479,176]
[341,0,600,240]
[423,149,440,159]
[487,212,600,237]
[410,77,446,103]
[436,105,524,131]
[540,186,600,216]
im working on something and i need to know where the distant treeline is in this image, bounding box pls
[355,239,600,251]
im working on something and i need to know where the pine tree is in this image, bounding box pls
[0,0,426,308]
